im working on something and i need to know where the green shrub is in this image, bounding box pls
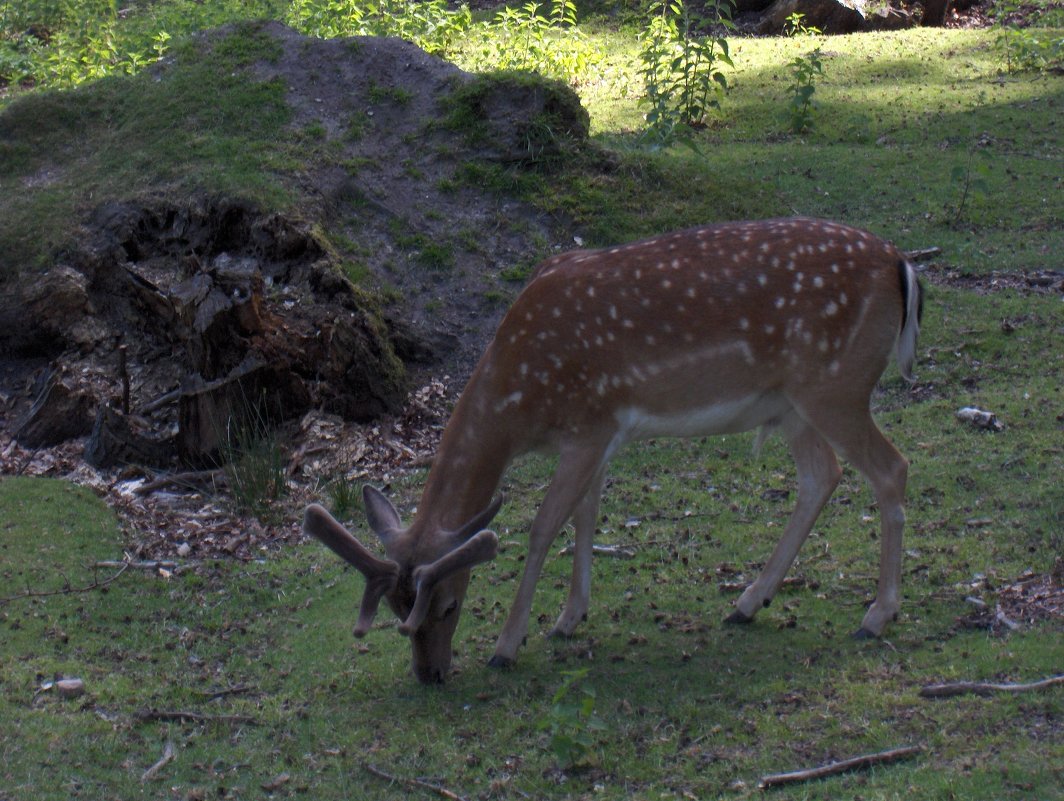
[638,0,734,146]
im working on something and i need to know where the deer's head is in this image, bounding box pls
[303,486,500,684]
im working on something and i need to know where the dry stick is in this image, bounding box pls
[363,762,470,801]
[93,560,181,571]
[0,561,131,606]
[141,739,175,782]
[193,684,254,701]
[920,675,1064,699]
[758,745,922,790]
[135,709,259,726]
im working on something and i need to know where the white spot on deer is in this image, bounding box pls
[845,244,854,254]
[818,338,829,352]
[519,362,529,377]
[645,334,657,346]
[525,312,534,321]
[764,323,776,335]
[775,297,786,309]
[623,319,635,329]
[813,275,824,288]
[758,274,768,286]
[771,256,781,268]
[739,317,750,330]
[661,279,673,290]
[831,263,840,274]
[494,391,524,412]
[828,360,841,376]
[635,269,643,280]
[839,291,848,305]
[609,305,618,320]
[824,300,839,316]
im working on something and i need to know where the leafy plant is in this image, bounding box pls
[537,668,606,770]
[948,141,993,226]
[638,0,734,147]
[461,0,602,85]
[285,0,472,56]
[784,12,824,134]
[990,0,1064,73]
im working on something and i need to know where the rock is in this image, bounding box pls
[756,0,866,34]
[754,0,919,34]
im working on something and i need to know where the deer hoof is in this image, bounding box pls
[724,610,753,625]
[851,627,878,640]
[487,654,515,670]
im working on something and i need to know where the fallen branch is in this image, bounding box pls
[193,684,254,701]
[135,709,259,726]
[758,745,922,789]
[0,561,131,606]
[134,469,224,495]
[904,246,942,263]
[920,675,1064,699]
[364,762,469,801]
[93,560,181,572]
[141,739,175,782]
[557,543,636,559]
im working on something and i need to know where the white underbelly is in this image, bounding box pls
[615,393,791,441]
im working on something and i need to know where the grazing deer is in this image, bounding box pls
[304,217,923,684]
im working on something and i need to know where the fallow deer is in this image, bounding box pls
[304,217,923,684]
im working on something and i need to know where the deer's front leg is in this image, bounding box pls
[549,467,606,638]
[489,447,611,668]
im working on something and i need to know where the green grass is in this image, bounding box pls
[2,280,1062,799]
[0,20,293,275]
[1,6,1062,800]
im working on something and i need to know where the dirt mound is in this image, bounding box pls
[0,22,591,469]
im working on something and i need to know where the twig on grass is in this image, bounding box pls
[920,675,1064,699]
[0,561,131,606]
[758,744,922,789]
[141,739,175,782]
[134,709,259,726]
[93,560,183,572]
[364,762,469,801]
[193,684,254,701]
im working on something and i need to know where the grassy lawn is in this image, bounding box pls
[1,5,1062,800]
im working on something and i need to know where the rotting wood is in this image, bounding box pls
[364,762,470,801]
[919,675,1064,699]
[758,745,923,789]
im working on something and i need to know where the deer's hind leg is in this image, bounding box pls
[728,414,842,624]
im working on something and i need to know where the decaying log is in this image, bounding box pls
[14,367,95,448]
[84,405,174,468]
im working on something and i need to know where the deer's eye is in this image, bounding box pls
[441,600,459,618]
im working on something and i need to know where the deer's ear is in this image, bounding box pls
[363,485,403,540]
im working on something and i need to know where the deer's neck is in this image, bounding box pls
[413,361,518,532]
